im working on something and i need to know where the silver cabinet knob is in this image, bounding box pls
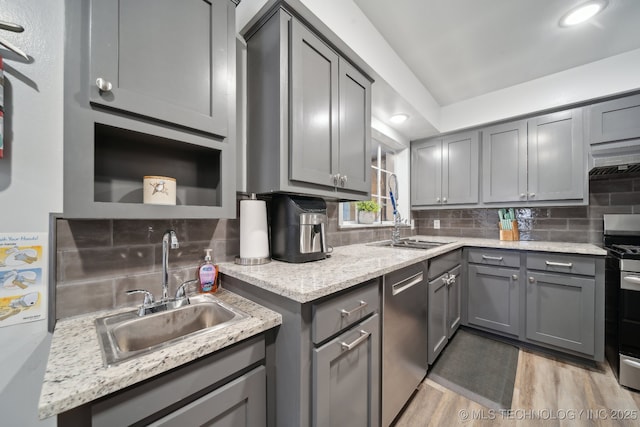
[96,77,113,92]
[528,277,535,283]
[520,193,526,199]
[443,197,447,203]
[511,274,518,280]
[339,175,348,187]
[529,192,536,198]
[436,197,441,203]
[331,173,340,186]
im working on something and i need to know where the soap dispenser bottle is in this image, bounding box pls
[197,249,218,293]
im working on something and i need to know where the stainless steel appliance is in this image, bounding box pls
[270,194,329,263]
[382,262,428,426]
[604,214,640,391]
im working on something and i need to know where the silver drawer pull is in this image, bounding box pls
[340,330,370,351]
[392,272,424,295]
[622,357,640,369]
[340,300,368,317]
[482,255,503,261]
[545,261,573,268]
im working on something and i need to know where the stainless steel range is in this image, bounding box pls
[604,214,640,391]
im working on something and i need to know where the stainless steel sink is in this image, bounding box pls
[95,294,248,366]
[372,238,449,250]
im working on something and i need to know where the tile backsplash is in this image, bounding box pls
[55,174,636,319]
[414,174,640,245]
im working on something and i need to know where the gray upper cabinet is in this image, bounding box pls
[527,109,585,202]
[245,5,373,200]
[481,109,585,205]
[589,93,640,144]
[482,120,528,203]
[289,19,340,188]
[412,131,479,208]
[64,0,237,219]
[90,0,229,137]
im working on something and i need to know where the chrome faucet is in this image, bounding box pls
[391,210,402,244]
[162,229,179,302]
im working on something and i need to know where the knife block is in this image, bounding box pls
[499,220,520,241]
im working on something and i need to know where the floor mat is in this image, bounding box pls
[427,329,519,410]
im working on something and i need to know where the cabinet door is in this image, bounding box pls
[468,265,520,336]
[313,314,380,427]
[89,0,230,136]
[442,131,479,205]
[447,266,462,338]
[527,109,584,201]
[590,93,640,144]
[428,274,449,364]
[412,139,442,206]
[150,366,266,427]
[338,59,371,193]
[526,272,595,356]
[482,121,528,203]
[290,19,340,189]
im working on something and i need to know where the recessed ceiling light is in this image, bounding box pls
[560,0,608,27]
[389,113,409,124]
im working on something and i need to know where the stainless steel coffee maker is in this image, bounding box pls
[270,194,329,263]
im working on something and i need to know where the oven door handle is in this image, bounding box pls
[622,357,640,369]
[622,275,640,291]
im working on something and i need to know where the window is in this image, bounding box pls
[339,139,409,227]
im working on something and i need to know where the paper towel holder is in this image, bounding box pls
[235,194,271,265]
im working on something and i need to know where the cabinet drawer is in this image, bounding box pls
[312,280,379,344]
[467,248,520,268]
[429,249,462,279]
[527,252,595,276]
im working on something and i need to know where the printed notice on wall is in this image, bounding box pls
[0,233,48,327]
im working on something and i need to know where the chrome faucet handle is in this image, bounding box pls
[125,289,155,316]
[175,279,198,300]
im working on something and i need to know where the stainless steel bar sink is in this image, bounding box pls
[95,294,248,367]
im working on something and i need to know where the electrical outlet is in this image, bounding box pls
[434,219,440,229]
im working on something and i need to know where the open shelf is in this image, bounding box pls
[94,123,221,207]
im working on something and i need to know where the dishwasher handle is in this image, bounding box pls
[391,271,424,296]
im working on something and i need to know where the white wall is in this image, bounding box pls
[441,48,640,132]
[0,0,63,425]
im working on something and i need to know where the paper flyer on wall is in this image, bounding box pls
[0,233,48,327]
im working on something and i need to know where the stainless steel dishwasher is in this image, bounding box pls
[382,261,428,426]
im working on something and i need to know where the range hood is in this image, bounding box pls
[589,139,640,177]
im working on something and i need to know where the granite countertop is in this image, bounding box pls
[38,289,282,419]
[219,236,606,303]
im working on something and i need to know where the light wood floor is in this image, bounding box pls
[395,347,640,426]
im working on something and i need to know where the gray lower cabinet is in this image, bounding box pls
[149,366,266,427]
[427,251,462,364]
[481,109,585,205]
[244,4,372,199]
[64,0,237,219]
[313,314,379,427]
[412,131,480,208]
[467,264,520,336]
[223,275,380,427]
[524,252,604,360]
[428,272,448,363]
[58,336,266,427]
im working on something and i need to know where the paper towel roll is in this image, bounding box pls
[239,197,270,259]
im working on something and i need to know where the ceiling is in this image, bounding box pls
[354,0,640,137]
